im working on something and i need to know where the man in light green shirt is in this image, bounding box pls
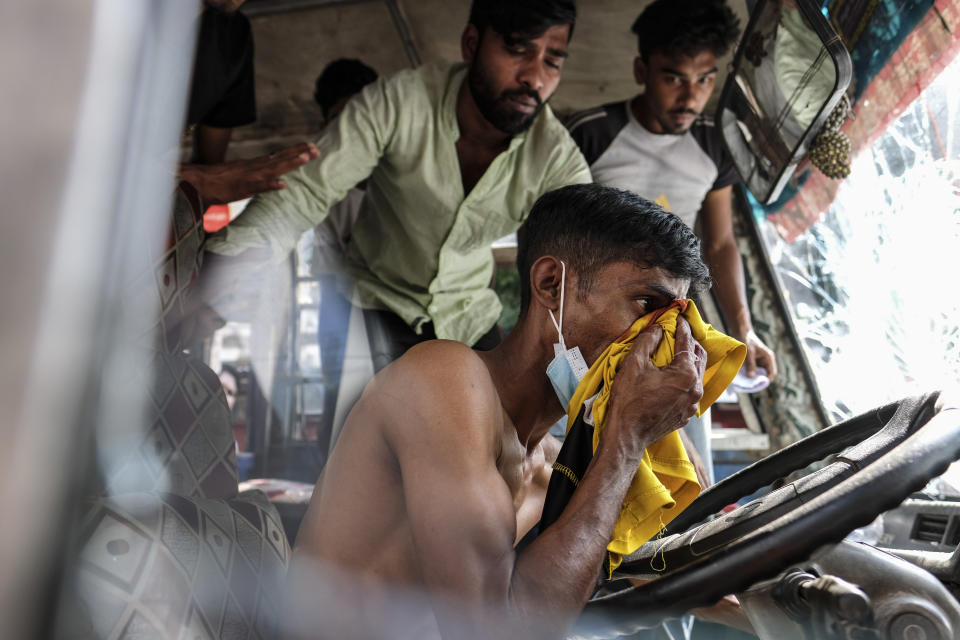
[204,0,590,368]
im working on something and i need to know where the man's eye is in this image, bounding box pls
[545,58,562,70]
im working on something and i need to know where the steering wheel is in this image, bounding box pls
[573,391,960,638]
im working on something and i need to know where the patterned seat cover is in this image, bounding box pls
[57,183,291,639]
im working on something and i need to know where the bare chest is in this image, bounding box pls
[455,138,503,195]
[496,431,556,544]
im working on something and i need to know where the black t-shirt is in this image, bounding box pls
[186,8,256,128]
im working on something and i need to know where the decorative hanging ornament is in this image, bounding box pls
[808,94,852,179]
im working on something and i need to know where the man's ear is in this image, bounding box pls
[462,24,480,64]
[633,56,648,86]
[529,256,565,313]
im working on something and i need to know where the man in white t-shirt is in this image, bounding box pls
[567,0,778,492]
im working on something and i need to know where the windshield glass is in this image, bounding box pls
[756,53,960,420]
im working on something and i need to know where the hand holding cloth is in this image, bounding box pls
[540,299,746,573]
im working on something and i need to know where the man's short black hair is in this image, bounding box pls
[516,184,711,312]
[313,58,378,118]
[469,0,577,41]
[631,0,740,61]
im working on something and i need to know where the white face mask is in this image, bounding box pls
[545,261,589,412]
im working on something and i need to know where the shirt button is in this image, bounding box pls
[459,299,470,310]
[428,305,439,314]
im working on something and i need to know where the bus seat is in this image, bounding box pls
[57,183,291,639]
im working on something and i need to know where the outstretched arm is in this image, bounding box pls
[203,77,395,258]
[699,187,777,379]
[178,141,320,205]
[383,325,705,639]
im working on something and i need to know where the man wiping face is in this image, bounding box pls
[517,184,712,369]
[288,183,723,640]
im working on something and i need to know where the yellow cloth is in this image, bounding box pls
[564,299,746,571]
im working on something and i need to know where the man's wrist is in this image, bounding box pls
[595,414,652,467]
[177,163,205,192]
[730,313,753,342]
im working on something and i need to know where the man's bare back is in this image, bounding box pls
[292,341,560,636]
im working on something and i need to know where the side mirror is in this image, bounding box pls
[717,0,853,204]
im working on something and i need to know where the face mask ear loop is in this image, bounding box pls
[558,261,566,346]
[548,261,567,350]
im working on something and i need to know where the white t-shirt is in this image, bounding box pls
[566,100,739,228]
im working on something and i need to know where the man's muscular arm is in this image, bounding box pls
[699,187,777,378]
[380,324,705,639]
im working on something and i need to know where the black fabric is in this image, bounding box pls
[538,403,612,576]
[362,309,501,373]
[565,102,630,166]
[539,404,594,533]
[514,523,541,553]
[471,324,502,351]
[187,8,256,128]
[689,117,740,191]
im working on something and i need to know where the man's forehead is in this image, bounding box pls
[649,49,718,75]
[502,23,571,50]
[594,261,689,296]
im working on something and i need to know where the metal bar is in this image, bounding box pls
[734,186,833,428]
[241,0,380,18]
[385,0,422,67]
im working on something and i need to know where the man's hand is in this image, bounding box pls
[628,580,757,637]
[699,187,777,384]
[690,594,757,636]
[742,328,777,380]
[179,141,320,205]
[605,319,708,459]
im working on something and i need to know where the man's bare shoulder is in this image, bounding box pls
[376,339,495,393]
[363,340,504,453]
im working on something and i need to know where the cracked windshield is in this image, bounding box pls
[758,53,960,421]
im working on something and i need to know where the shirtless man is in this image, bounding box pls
[288,184,712,639]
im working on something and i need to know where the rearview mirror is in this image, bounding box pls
[717,0,853,204]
